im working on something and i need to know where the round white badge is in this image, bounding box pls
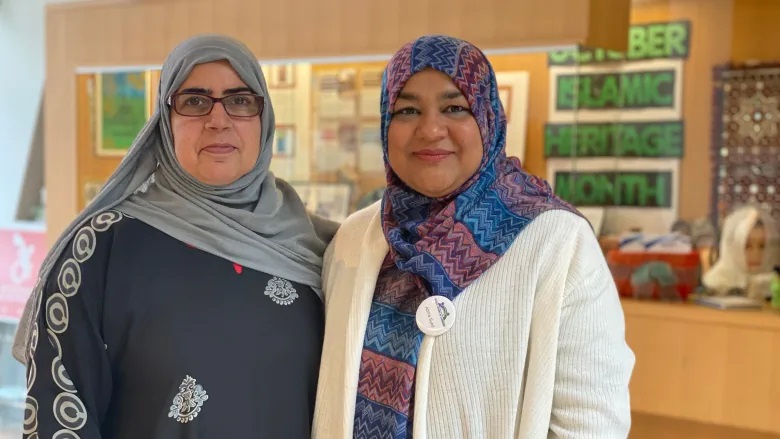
[415,296,456,336]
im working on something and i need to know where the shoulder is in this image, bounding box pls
[506,209,594,261]
[329,200,381,245]
[71,209,135,249]
[51,210,135,270]
[322,201,383,292]
[41,209,134,297]
[498,209,603,290]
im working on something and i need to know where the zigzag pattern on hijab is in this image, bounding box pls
[352,35,582,438]
[381,35,580,299]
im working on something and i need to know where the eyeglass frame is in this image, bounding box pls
[166,92,265,118]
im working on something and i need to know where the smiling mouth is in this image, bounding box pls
[202,144,236,154]
[413,150,453,163]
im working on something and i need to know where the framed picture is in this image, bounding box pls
[148,69,162,114]
[273,125,295,157]
[265,64,296,88]
[498,85,513,121]
[82,181,104,208]
[94,70,151,157]
[289,182,353,222]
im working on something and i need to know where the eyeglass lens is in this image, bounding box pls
[173,94,263,117]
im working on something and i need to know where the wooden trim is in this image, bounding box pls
[622,299,780,332]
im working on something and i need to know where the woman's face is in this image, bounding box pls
[745,223,766,272]
[386,69,483,198]
[170,60,262,186]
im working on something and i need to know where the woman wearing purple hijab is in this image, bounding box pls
[312,35,635,438]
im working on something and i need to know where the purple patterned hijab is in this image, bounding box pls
[380,35,580,298]
[352,35,583,438]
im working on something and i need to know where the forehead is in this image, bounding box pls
[397,69,462,95]
[177,60,248,90]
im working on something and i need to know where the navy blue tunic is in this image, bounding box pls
[24,210,324,438]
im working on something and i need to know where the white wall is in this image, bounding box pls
[0,0,46,223]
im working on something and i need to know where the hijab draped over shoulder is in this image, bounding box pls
[379,35,581,299]
[13,34,338,363]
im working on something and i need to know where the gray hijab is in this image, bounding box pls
[12,34,339,363]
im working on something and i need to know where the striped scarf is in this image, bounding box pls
[353,34,579,438]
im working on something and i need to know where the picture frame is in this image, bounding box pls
[94,70,152,157]
[265,64,297,88]
[273,125,296,157]
[82,180,104,208]
[498,85,513,121]
[289,182,353,222]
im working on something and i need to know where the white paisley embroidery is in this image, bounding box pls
[52,356,77,393]
[168,375,209,423]
[57,259,81,298]
[23,395,38,435]
[53,392,88,430]
[264,277,299,306]
[46,293,69,334]
[47,329,63,359]
[90,210,124,232]
[134,173,156,195]
[53,429,82,439]
[26,210,125,437]
[27,357,36,392]
[72,226,96,263]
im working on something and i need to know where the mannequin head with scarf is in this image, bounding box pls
[703,205,779,297]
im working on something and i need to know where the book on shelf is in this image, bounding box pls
[695,295,764,310]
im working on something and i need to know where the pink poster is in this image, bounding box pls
[0,226,46,321]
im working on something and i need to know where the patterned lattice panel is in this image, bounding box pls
[712,65,780,224]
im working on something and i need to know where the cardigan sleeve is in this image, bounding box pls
[548,220,635,439]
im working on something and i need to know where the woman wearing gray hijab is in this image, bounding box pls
[16,34,338,438]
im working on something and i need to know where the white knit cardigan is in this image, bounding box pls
[312,203,635,438]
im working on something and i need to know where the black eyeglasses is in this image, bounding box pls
[167,93,265,117]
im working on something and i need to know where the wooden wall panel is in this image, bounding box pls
[656,1,734,222]
[624,299,780,434]
[730,0,780,63]
[44,0,631,244]
[48,0,629,65]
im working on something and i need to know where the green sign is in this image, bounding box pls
[548,21,691,66]
[545,121,683,158]
[554,171,672,208]
[556,70,676,110]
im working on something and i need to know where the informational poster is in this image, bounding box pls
[273,125,295,157]
[95,71,150,156]
[290,183,353,222]
[0,225,46,322]
[545,20,691,234]
[553,171,673,208]
[316,70,358,118]
[359,69,383,117]
[547,20,690,66]
[359,123,384,173]
[544,121,684,158]
[547,60,684,123]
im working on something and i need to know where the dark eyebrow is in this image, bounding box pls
[179,87,210,95]
[396,90,464,102]
[177,86,255,96]
[397,92,418,102]
[440,90,465,100]
[223,86,254,95]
